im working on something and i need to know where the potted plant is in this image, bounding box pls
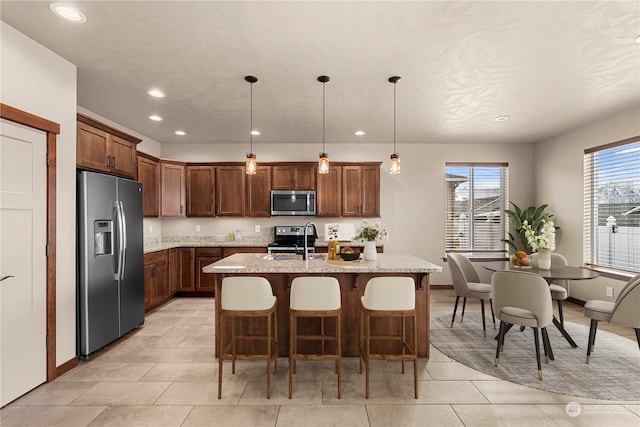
[503,202,560,254]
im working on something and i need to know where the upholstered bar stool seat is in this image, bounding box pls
[218,276,278,399]
[359,277,418,399]
[289,276,342,399]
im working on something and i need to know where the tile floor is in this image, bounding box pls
[1,290,639,426]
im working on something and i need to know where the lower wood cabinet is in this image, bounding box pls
[194,248,222,292]
[144,250,170,311]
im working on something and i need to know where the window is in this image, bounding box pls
[584,136,640,273]
[445,163,509,255]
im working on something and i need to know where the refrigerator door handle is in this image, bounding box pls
[114,201,123,280]
[119,201,127,280]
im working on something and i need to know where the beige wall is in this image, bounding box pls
[161,141,536,285]
[1,22,77,365]
[534,106,640,302]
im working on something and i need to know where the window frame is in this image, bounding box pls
[444,162,509,259]
[583,135,640,276]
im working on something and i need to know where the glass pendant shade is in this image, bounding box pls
[389,153,400,175]
[318,153,329,175]
[246,153,257,175]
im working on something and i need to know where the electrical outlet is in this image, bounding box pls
[255,225,261,233]
[195,224,201,233]
[606,287,614,298]
[149,225,153,233]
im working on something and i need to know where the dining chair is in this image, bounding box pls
[583,274,640,364]
[530,252,569,325]
[447,253,495,337]
[492,270,554,380]
[218,276,278,399]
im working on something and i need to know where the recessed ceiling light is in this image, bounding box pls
[494,116,510,122]
[354,130,366,136]
[146,88,166,98]
[250,130,261,136]
[49,3,87,23]
[636,35,640,44]
[174,130,186,136]
[148,115,163,122]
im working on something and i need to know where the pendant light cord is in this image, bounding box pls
[250,82,253,153]
[393,80,397,154]
[322,81,326,153]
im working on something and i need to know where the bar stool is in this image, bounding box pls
[359,276,418,399]
[289,276,342,399]
[218,276,277,399]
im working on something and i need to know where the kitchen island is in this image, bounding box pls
[204,253,442,357]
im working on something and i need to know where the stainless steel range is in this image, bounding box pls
[267,225,317,255]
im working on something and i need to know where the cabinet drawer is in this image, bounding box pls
[194,247,222,257]
[144,250,168,265]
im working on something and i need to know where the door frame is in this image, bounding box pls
[1,103,62,382]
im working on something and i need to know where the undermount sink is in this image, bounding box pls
[263,253,327,261]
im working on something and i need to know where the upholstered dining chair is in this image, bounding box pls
[492,270,554,380]
[583,274,640,364]
[447,253,495,337]
[530,252,569,325]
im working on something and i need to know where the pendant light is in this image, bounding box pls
[389,76,402,175]
[245,75,258,175]
[318,75,330,174]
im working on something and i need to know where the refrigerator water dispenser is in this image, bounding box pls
[94,220,113,256]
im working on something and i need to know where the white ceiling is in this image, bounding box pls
[1,1,639,146]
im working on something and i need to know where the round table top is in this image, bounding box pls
[482,261,600,281]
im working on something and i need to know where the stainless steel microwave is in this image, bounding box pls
[270,190,316,216]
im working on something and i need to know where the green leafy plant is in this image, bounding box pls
[503,203,560,254]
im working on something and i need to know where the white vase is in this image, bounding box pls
[363,241,377,261]
[537,249,551,270]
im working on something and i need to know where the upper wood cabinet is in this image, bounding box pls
[76,114,140,179]
[137,153,160,217]
[160,160,186,217]
[342,164,380,217]
[216,166,245,216]
[186,165,215,216]
[246,165,272,217]
[272,164,316,190]
[316,165,342,217]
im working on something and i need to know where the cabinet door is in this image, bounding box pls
[137,155,160,217]
[360,165,380,217]
[216,166,245,216]
[143,263,154,310]
[272,165,316,190]
[194,248,222,292]
[316,166,342,217]
[161,162,186,217]
[177,248,194,292]
[77,122,109,173]
[154,262,169,303]
[341,166,362,216]
[246,166,271,217]
[186,165,215,216]
[168,248,178,295]
[110,135,137,178]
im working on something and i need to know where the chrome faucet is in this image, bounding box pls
[303,221,317,260]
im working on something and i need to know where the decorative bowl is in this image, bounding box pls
[340,252,360,261]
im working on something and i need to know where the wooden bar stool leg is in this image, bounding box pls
[401,316,406,374]
[289,312,294,399]
[413,312,418,399]
[337,313,342,399]
[365,311,371,399]
[231,317,236,374]
[273,306,278,374]
[267,312,272,399]
[218,313,224,399]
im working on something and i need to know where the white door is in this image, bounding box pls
[0,119,47,407]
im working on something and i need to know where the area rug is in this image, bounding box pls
[430,314,640,401]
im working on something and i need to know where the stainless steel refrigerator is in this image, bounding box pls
[77,170,144,358]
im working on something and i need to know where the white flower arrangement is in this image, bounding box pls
[522,218,556,251]
[353,219,389,242]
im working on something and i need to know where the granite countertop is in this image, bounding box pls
[144,237,270,253]
[202,253,442,274]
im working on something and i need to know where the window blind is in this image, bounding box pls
[445,163,509,254]
[584,136,640,273]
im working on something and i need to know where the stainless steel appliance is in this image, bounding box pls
[270,190,316,216]
[267,225,318,255]
[77,170,144,358]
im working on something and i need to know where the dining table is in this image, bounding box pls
[482,261,600,349]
